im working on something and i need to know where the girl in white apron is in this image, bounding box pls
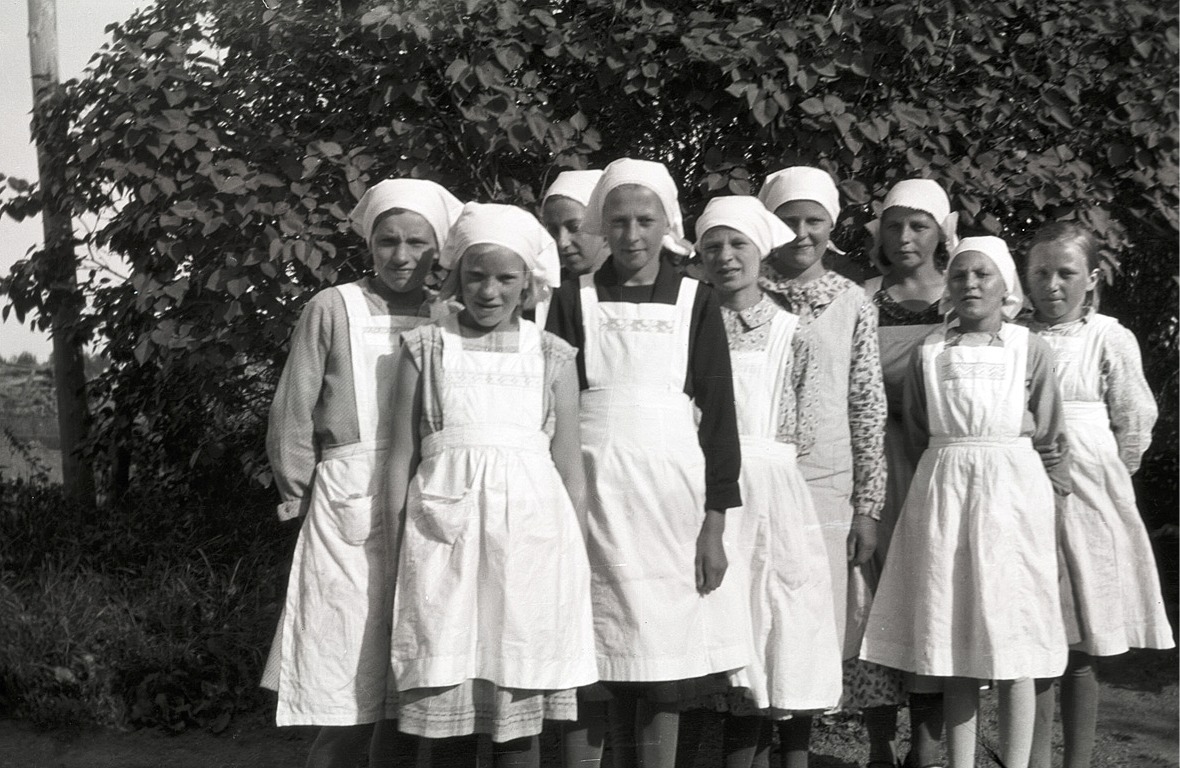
[1022,222,1174,768]
[546,158,746,768]
[263,179,463,767]
[687,196,842,768]
[385,203,596,768]
[755,167,893,768]
[861,179,957,768]
[861,237,1070,768]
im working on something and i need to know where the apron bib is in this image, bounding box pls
[728,309,842,712]
[578,275,748,681]
[391,318,597,691]
[267,282,430,726]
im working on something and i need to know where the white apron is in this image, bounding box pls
[390,318,597,691]
[861,323,1067,680]
[264,282,431,726]
[578,275,749,681]
[727,308,842,713]
[1041,315,1174,655]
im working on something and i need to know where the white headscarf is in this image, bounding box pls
[439,202,561,291]
[542,170,603,208]
[941,235,1025,320]
[349,178,464,249]
[694,196,796,257]
[866,179,960,269]
[757,166,841,224]
[581,158,690,256]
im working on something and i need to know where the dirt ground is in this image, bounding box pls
[0,650,1173,768]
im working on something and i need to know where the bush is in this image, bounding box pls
[0,479,294,731]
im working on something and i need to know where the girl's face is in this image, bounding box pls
[698,226,762,298]
[1026,241,1098,325]
[880,207,941,271]
[459,244,528,331]
[369,210,437,293]
[946,251,1007,327]
[771,200,832,278]
[602,185,669,275]
[542,196,609,277]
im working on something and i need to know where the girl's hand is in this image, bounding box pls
[696,509,728,594]
[847,515,878,566]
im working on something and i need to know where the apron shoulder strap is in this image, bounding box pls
[336,282,369,322]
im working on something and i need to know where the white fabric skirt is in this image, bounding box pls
[1056,409,1175,655]
[729,438,842,714]
[861,437,1068,680]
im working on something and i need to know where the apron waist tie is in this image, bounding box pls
[321,439,390,461]
[928,435,1033,450]
[1062,400,1110,424]
[739,436,798,461]
[421,425,549,459]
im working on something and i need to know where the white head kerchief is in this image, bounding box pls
[582,158,688,255]
[349,178,464,249]
[694,196,796,257]
[866,179,960,269]
[757,166,841,224]
[542,170,604,208]
[941,235,1024,320]
[439,202,561,290]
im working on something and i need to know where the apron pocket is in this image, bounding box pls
[413,490,475,545]
[327,494,382,545]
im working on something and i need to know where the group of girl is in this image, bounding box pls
[262,160,1173,768]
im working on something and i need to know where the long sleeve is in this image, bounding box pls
[901,342,930,468]
[847,296,888,519]
[266,292,336,521]
[789,326,819,455]
[1101,322,1158,473]
[1026,334,1072,496]
[688,286,742,511]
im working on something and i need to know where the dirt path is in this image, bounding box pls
[0,651,1174,768]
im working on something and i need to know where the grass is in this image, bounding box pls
[0,478,293,732]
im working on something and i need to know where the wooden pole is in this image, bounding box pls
[27,0,95,503]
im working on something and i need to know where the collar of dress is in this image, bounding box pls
[722,295,778,333]
[758,267,849,316]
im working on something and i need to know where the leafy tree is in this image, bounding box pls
[0,0,1175,511]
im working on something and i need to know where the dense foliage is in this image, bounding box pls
[0,0,1175,509]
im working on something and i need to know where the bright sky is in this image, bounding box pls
[0,0,150,361]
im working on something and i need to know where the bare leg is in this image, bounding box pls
[1029,678,1056,768]
[777,715,811,768]
[863,705,898,765]
[1060,652,1099,768]
[722,715,768,768]
[906,692,944,767]
[998,678,1036,768]
[370,719,420,768]
[565,699,609,768]
[635,699,679,768]
[942,678,979,768]
[307,723,375,768]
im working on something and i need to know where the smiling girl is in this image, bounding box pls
[1022,222,1174,768]
[861,236,1070,768]
[756,167,889,768]
[263,178,462,768]
[385,202,596,768]
[691,196,842,768]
